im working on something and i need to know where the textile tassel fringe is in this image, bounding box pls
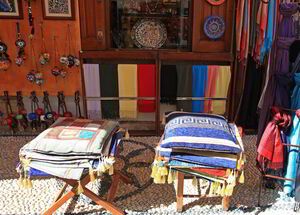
[162,116,166,125]
[18,175,24,187]
[167,170,173,184]
[125,130,130,139]
[220,183,226,197]
[208,182,215,196]
[109,166,114,175]
[238,171,245,184]
[192,176,197,187]
[151,165,158,178]
[225,184,234,196]
[27,178,33,189]
[89,168,96,182]
[76,181,84,195]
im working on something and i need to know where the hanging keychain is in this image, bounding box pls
[15,22,26,67]
[57,91,72,117]
[28,91,43,130]
[0,39,11,71]
[39,22,50,65]
[42,91,58,126]
[16,91,28,131]
[3,91,17,133]
[51,36,66,78]
[75,91,82,118]
[27,0,35,39]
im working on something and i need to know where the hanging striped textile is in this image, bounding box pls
[118,64,138,119]
[176,64,193,112]
[83,64,101,119]
[212,66,231,115]
[192,65,208,113]
[100,64,120,119]
[204,66,219,113]
[138,64,156,113]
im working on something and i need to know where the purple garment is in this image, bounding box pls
[257,3,297,144]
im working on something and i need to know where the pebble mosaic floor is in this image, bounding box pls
[0,135,298,214]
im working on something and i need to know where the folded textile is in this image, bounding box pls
[20,118,118,156]
[17,118,122,184]
[160,113,241,154]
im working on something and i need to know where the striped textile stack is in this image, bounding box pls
[151,112,245,197]
[17,117,124,190]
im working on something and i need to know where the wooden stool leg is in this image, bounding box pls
[83,187,125,215]
[107,173,121,202]
[43,189,76,215]
[176,172,184,212]
[222,196,231,211]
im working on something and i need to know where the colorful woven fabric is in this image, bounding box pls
[192,65,208,113]
[118,64,138,119]
[204,66,218,113]
[160,114,241,154]
[138,64,156,112]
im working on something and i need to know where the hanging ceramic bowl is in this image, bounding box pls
[206,0,226,6]
[39,53,50,65]
[203,16,225,40]
[28,112,38,121]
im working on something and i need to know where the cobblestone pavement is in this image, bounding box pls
[0,136,297,214]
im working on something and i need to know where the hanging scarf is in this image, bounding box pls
[257,108,291,170]
[192,65,207,113]
[283,113,300,194]
[236,0,245,56]
[176,64,193,112]
[160,65,177,104]
[83,64,101,119]
[260,0,276,63]
[212,66,231,115]
[204,66,219,113]
[240,0,251,62]
[118,64,138,119]
[138,64,156,113]
[100,64,119,119]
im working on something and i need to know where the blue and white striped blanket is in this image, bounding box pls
[160,113,241,154]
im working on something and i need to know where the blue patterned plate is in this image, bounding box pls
[204,16,225,40]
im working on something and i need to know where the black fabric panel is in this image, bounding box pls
[100,64,120,119]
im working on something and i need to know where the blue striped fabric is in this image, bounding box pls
[160,114,241,154]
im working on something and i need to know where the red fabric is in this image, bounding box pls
[191,168,228,178]
[204,66,218,113]
[257,109,291,170]
[138,64,156,112]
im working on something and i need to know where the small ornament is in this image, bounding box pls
[67,55,75,68]
[35,78,44,86]
[0,41,8,53]
[28,112,38,121]
[0,41,11,71]
[51,66,61,77]
[63,111,73,117]
[45,112,54,120]
[203,16,226,40]
[0,59,11,71]
[35,108,44,116]
[39,53,50,65]
[59,69,67,78]
[15,57,25,66]
[26,70,36,83]
[15,39,26,49]
[15,22,26,67]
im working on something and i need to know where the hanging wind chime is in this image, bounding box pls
[51,36,66,78]
[27,39,44,86]
[15,22,26,67]
[60,24,80,68]
[39,22,50,65]
[0,39,11,71]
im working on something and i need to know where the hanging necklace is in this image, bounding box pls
[51,36,66,78]
[145,0,160,14]
[27,0,35,39]
[39,22,50,65]
[15,22,26,67]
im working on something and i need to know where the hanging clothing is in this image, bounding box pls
[284,54,300,196]
[100,64,120,119]
[237,56,264,129]
[283,114,300,195]
[239,0,251,62]
[118,64,138,119]
[83,64,101,119]
[204,66,219,113]
[176,64,193,112]
[260,0,276,63]
[212,66,231,115]
[236,0,245,56]
[257,3,298,144]
[192,65,208,113]
[257,109,291,171]
[250,0,260,53]
[137,64,156,113]
[160,65,177,104]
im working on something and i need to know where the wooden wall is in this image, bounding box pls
[0,0,81,96]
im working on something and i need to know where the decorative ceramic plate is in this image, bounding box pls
[206,0,226,6]
[131,19,167,49]
[204,16,225,40]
